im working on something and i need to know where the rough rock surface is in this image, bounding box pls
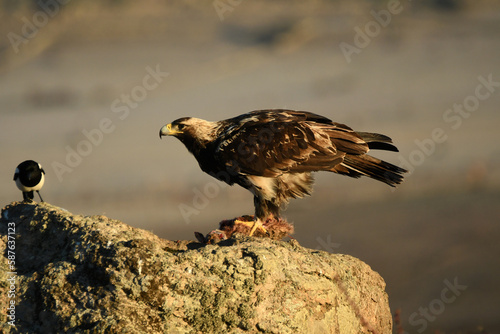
[0,202,392,333]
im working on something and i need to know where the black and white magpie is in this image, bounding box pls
[13,160,45,202]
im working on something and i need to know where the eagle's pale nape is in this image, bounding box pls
[159,109,407,240]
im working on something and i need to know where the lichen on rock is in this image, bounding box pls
[0,202,392,333]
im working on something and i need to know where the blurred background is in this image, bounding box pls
[1,0,499,332]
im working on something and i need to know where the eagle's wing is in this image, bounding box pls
[215,110,369,177]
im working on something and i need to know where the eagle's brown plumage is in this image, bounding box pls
[160,109,407,231]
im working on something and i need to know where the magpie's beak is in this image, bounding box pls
[159,123,182,138]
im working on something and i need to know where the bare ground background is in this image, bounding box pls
[1,0,499,332]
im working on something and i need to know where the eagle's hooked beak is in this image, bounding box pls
[159,123,182,138]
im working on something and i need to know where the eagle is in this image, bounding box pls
[159,109,406,235]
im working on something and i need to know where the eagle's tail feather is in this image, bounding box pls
[356,132,399,152]
[331,154,407,187]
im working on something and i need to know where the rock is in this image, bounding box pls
[0,202,392,333]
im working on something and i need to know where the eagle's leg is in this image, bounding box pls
[247,195,281,236]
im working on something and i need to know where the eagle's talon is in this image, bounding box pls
[233,218,267,236]
[250,220,267,236]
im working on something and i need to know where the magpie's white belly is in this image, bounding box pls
[16,173,45,192]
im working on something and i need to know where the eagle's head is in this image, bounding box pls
[159,117,191,138]
[159,117,219,149]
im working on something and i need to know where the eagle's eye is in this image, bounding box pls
[177,124,185,130]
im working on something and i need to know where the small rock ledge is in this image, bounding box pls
[0,202,392,333]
